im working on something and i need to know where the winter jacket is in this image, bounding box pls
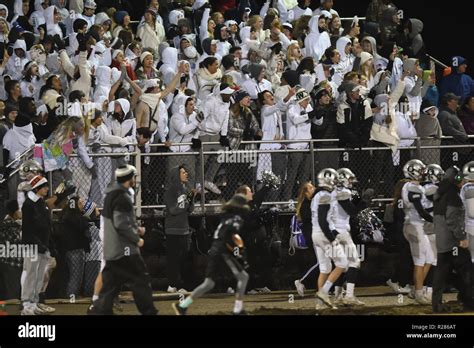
[439,62,474,102]
[228,107,261,150]
[260,100,288,150]
[2,124,36,168]
[433,175,466,254]
[304,15,331,62]
[408,19,425,58]
[459,106,474,135]
[6,39,28,80]
[169,96,201,153]
[164,166,194,236]
[136,22,166,53]
[58,213,90,252]
[22,191,51,254]
[312,103,338,144]
[337,97,374,148]
[287,102,313,149]
[102,183,140,261]
[438,107,469,145]
[198,92,230,136]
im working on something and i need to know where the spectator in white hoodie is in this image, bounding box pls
[30,0,48,34]
[283,87,314,201]
[44,5,64,39]
[196,83,235,194]
[136,8,165,59]
[304,15,331,62]
[168,95,204,188]
[6,39,29,81]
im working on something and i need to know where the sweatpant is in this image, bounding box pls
[432,248,473,310]
[94,254,157,315]
[166,234,192,289]
[195,134,223,185]
[21,251,50,307]
[283,152,311,201]
[66,249,86,297]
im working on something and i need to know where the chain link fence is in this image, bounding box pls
[3,138,473,216]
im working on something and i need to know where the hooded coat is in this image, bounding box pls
[169,96,200,153]
[93,66,112,102]
[6,39,29,80]
[2,121,36,169]
[439,57,474,102]
[361,36,388,71]
[105,98,137,148]
[136,19,165,55]
[332,37,356,87]
[164,166,194,236]
[102,182,140,261]
[30,0,46,33]
[304,15,331,62]
[45,5,63,38]
[416,104,442,164]
[408,19,424,57]
[241,63,273,100]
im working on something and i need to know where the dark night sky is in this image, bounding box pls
[337,0,473,69]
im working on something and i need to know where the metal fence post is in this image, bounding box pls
[415,137,422,160]
[135,147,142,218]
[199,145,205,214]
[310,140,316,184]
[48,171,53,197]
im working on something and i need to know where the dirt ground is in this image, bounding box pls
[4,286,473,316]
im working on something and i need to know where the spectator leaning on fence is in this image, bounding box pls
[283,86,313,201]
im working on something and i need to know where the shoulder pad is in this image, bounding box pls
[464,185,474,199]
[407,184,423,194]
[318,192,332,205]
[424,186,438,197]
[336,190,352,201]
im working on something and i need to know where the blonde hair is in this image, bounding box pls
[287,42,301,64]
[296,182,312,221]
[247,15,263,30]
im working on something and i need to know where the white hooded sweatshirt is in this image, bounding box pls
[6,39,29,80]
[3,124,36,169]
[45,5,64,38]
[169,95,201,153]
[30,0,46,33]
[304,16,331,62]
[332,37,356,87]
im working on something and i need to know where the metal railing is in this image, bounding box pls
[3,136,473,216]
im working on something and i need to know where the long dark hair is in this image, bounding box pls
[59,196,83,223]
[296,57,315,74]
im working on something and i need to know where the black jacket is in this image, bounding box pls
[337,97,373,148]
[22,193,51,254]
[311,103,338,144]
[58,213,91,253]
[164,166,194,236]
[433,173,466,253]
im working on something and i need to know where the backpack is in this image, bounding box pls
[288,215,308,256]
